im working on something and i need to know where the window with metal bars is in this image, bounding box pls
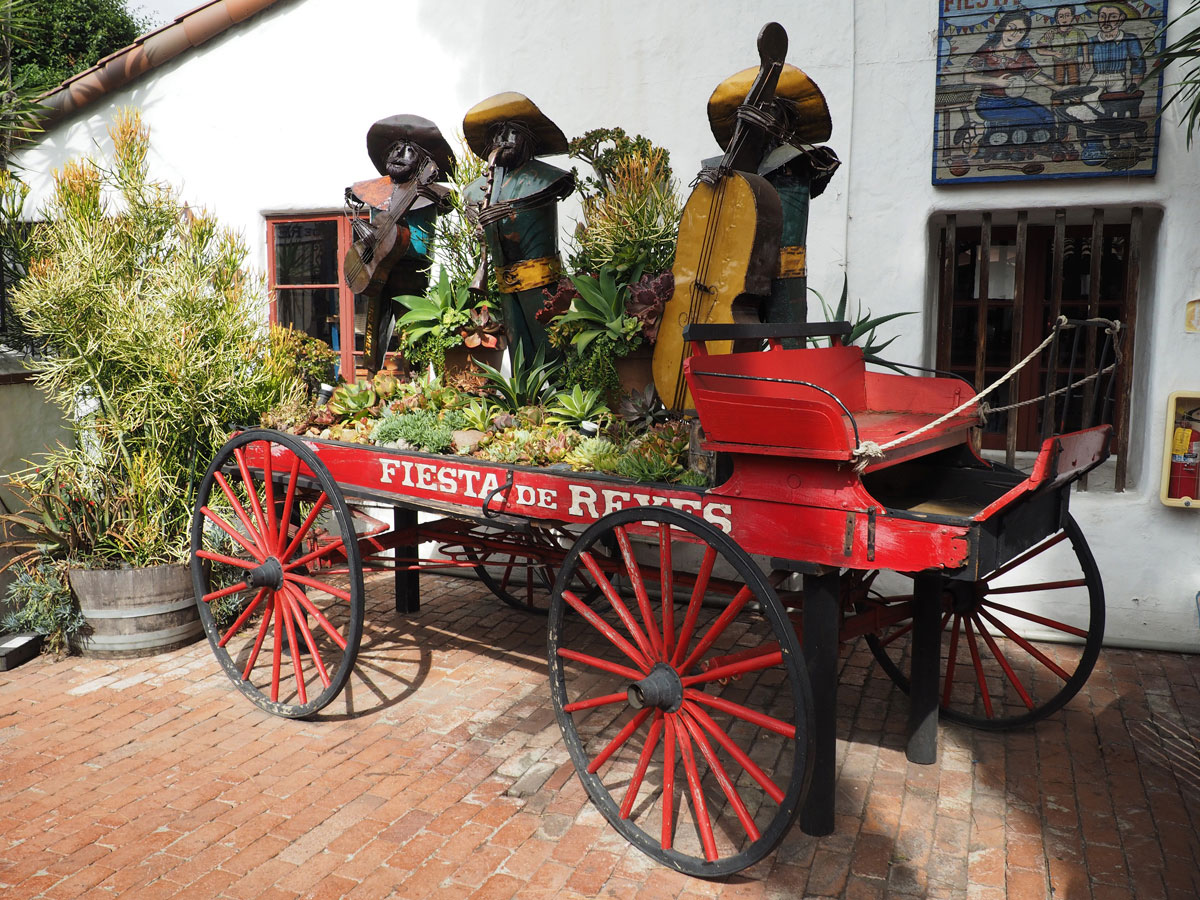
[936,207,1141,491]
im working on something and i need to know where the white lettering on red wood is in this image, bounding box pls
[376,456,734,533]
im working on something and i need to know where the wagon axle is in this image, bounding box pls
[626,662,684,712]
[246,557,284,591]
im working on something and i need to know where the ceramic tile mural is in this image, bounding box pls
[934,1,1167,183]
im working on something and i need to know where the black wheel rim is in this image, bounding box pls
[190,429,363,718]
[548,506,813,877]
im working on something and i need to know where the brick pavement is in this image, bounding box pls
[0,572,1197,899]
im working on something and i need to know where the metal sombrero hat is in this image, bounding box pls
[366,114,457,181]
[708,63,832,149]
[462,92,568,159]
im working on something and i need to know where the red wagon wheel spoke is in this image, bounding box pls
[621,715,664,819]
[580,550,657,665]
[234,446,272,545]
[678,709,760,842]
[971,613,1034,711]
[213,471,268,557]
[549,506,811,877]
[560,589,651,673]
[200,506,266,562]
[192,430,363,719]
[613,526,663,660]
[862,515,1104,730]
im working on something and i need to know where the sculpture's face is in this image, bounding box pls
[386,141,423,182]
[489,123,533,169]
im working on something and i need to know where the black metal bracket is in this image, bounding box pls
[481,469,515,519]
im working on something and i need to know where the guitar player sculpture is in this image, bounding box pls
[344,114,455,374]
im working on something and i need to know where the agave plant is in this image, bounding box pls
[395,269,473,371]
[555,267,641,354]
[472,343,559,412]
[546,384,611,429]
[811,276,914,372]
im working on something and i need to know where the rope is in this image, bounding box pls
[849,317,1119,474]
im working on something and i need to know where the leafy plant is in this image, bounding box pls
[614,421,693,483]
[1149,2,1200,146]
[811,277,914,371]
[8,0,149,92]
[460,300,505,350]
[475,424,580,467]
[546,385,611,428]
[396,268,473,372]
[0,556,82,655]
[7,110,277,567]
[554,268,642,354]
[569,128,682,277]
[473,343,559,412]
[430,143,491,298]
[548,268,644,397]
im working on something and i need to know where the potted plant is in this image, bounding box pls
[1,109,286,657]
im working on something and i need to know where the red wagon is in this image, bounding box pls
[189,320,1112,876]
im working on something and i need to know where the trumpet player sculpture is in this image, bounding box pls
[463,93,574,360]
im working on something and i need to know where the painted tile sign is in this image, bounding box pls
[934,1,1167,183]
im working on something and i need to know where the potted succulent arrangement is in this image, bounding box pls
[0,110,301,657]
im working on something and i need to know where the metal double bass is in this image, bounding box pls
[652,23,788,411]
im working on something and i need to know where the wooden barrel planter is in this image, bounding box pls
[68,564,203,658]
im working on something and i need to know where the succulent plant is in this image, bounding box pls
[372,370,401,402]
[564,436,622,473]
[617,383,668,432]
[546,385,610,429]
[327,380,378,422]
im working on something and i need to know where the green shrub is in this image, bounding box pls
[1,558,83,655]
[7,109,277,567]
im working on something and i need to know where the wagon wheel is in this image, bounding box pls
[444,523,607,615]
[860,514,1104,730]
[190,429,364,718]
[548,507,813,877]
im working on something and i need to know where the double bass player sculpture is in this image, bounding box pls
[706,61,840,347]
[653,22,840,408]
[652,23,789,411]
[344,115,455,374]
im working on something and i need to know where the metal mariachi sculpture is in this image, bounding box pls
[652,22,790,412]
[344,115,455,374]
[462,93,574,361]
[706,62,840,347]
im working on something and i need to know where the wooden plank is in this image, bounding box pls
[974,212,991,392]
[1006,211,1028,467]
[937,215,956,370]
[1040,210,1067,443]
[1114,208,1142,492]
[1079,208,1105,491]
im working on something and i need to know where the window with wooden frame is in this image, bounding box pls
[935,207,1142,491]
[267,213,383,379]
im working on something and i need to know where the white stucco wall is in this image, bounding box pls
[11,0,1200,651]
